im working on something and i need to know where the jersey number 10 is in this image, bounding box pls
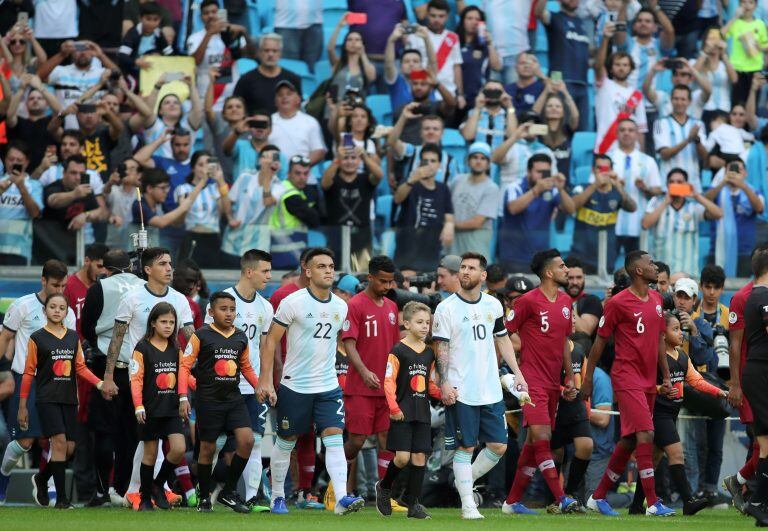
[472,324,486,341]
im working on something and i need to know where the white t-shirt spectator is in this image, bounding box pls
[605,147,661,238]
[704,122,748,157]
[186,30,246,94]
[268,111,326,162]
[595,78,648,153]
[33,0,77,39]
[407,29,463,97]
[48,58,106,129]
[274,0,322,29]
[482,0,533,59]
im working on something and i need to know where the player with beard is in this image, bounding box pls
[432,252,527,520]
[564,257,602,337]
[502,249,579,515]
[581,250,675,517]
[593,22,647,154]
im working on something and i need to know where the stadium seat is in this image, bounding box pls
[245,0,261,36]
[279,59,316,96]
[550,215,574,254]
[322,9,346,29]
[259,0,275,33]
[572,166,592,187]
[308,230,328,248]
[366,95,392,127]
[374,195,396,258]
[570,131,596,176]
[701,169,713,189]
[375,195,394,227]
[235,58,258,77]
[314,60,333,84]
[547,1,561,12]
[442,128,468,173]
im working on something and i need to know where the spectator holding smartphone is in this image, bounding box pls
[696,28,738,123]
[505,52,545,116]
[393,143,453,272]
[456,6,501,112]
[117,1,175,79]
[104,158,142,249]
[492,112,558,187]
[642,168,722,274]
[329,104,382,176]
[222,111,277,182]
[326,16,376,101]
[532,80,580,184]
[204,70,247,181]
[705,158,764,276]
[391,69,455,145]
[0,141,41,265]
[568,155,637,274]
[383,24,437,110]
[643,61,712,120]
[140,74,202,160]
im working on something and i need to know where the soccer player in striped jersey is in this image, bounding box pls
[204,249,274,512]
[432,252,527,520]
[257,247,365,515]
[0,260,76,504]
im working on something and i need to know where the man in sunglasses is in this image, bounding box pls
[223,111,281,181]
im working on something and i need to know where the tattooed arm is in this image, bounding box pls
[434,339,457,405]
[495,334,527,393]
[181,325,195,341]
[102,321,128,397]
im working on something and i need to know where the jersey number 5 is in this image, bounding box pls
[540,315,549,333]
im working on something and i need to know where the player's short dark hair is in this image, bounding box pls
[200,0,219,10]
[428,0,450,12]
[700,264,726,288]
[62,129,85,146]
[103,249,131,273]
[530,248,561,278]
[64,154,87,171]
[241,249,272,272]
[664,310,678,326]
[144,302,179,349]
[527,153,552,171]
[461,252,487,270]
[369,255,395,276]
[141,167,171,191]
[486,264,507,284]
[44,292,69,308]
[564,256,583,270]
[655,260,670,276]
[624,249,648,278]
[606,51,635,74]
[593,153,613,169]
[139,1,162,17]
[4,140,28,159]
[260,144,280,155]
[753,249,768,277]
[667,167,689,182]
[401,48,422,61]
[304,247,335,265]
[142,247,171,270]
[672,84,692,99]
[210,290,236,307]
[299,246,315,266]
[42,259,68,281]
[420,142,442,161]
[85,243,109,261]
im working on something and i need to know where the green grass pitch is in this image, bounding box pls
[0,506,760,530]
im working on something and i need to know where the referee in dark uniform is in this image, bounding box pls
[742,249,768,526]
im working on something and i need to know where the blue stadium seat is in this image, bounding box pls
[572,166,592,187]
[701,169,713,189]
[442,128,467,173]
[322,25,344,61]
[570,131,596,176]
[366,95,392,127]
[550,215,573,254]
[308,230,328,248]
[323,10,346,29]
[245,0,261,36]
[375,195,394,227]
[259,0,275,33]
[323,0,347,10]
[279,59,316,96]
[314,59,333,84]
[374,195,396,258]
[546,1,561,12]
[235,58,257,77]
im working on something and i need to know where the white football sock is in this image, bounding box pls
[1,440,27,476]
[454,449,475,509]
[471,447,502,482]
[323,434,348,502]
[244,433,263,500]
[270,437,295,500]
[126,442,144,494]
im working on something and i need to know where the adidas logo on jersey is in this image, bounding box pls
[33,315,40,320]
[143,307,151,313]
[236,313,242,318]
[306,313,314,318]
[462,316,469,322]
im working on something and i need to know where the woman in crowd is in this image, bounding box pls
[326,16,376,101]
[143,73,202,159]
[696,27,738,127]
[173,152,234,268]
[204,67,247,182]
[0,23,47,94]
[456,6,501,113]
[533,80,579,185]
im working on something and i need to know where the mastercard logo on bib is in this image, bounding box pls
[410,374,426,393]
[156,372,176,390]
[214,359,238,377]
[53,359,72,377]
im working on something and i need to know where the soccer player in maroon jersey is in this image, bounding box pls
[341,256,400,494]
[503,249,579,515]
[63,243,107,338]
[581,250,676,517]
[721,244,768,510]
[268,247,323,509]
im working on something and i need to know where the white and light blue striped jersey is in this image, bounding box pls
[621,36,664,93]
[205,286,273,394]
[0,175,43,262]
[5,293,76,374]
[432,292,506,406]
[646,196,705,275]
[703,61,732,112]
[653,89,706,120]
[221,173,285,256]
[274,0,322,29]
[115,284,194,354]
[606,147,661,237]
[653,115,705,190]
[273,288,347,394]
[481,0,534,58]
[499,140,558,188]
[173,181,221,232]
[142,117,196,160]
[461,108,509,152]
[48,59,106,129]
[39,166,104,193]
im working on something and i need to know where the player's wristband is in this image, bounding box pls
[179,396,188,402]
[96,381,103,391]
[135,406,145,413]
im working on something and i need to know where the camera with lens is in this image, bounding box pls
[611,271,630,297]
[669,309,692,332]
[386,288,442,313]
[408,272,436,290]
[343,87,365,107]
[713,324,729,371]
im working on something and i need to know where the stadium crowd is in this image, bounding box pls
[0,0,768,525]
